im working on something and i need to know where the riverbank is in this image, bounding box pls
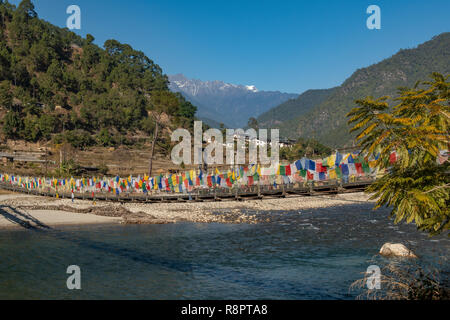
[0,191,375,229]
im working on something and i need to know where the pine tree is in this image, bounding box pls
[0,80,12,109]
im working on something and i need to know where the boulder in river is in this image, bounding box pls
[379,243,418,258]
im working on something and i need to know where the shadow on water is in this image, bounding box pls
[0,205,339,299]
[0,205,194,274]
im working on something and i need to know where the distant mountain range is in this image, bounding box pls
[168,74,298,128]
[257,32,450,147]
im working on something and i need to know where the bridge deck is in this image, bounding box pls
[0,179,373,203]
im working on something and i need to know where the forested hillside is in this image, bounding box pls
[256,88,336,128]
[265,33,450,147]
[0,0,196,150]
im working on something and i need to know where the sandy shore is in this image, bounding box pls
[0,191,375,229]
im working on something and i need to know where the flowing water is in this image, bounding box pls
[0,203,448,299]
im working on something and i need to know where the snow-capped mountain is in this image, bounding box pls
[169,74,298,128]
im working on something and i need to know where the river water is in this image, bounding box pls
[0,203,448,299]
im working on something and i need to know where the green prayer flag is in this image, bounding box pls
[335,167,342,179]
[362,162,370,174]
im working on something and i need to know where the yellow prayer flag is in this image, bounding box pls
[172,175,177,186]
[329,169,337,179]
[327,155,335,167]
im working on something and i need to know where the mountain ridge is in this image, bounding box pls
[169,74,298,128]
[261,32,450,147]
[256,87,337,128]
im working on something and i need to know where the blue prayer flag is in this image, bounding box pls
[341,164,349,176]
[335,152,342,166]
[308,160,316,171]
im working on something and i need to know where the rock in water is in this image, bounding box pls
[379,243,418,258]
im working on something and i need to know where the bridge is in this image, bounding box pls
[0,177,374,203]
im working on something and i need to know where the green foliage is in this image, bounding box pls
[2,110,23,138]
[0,80,12,109]
[347,73,449,236]
[60,130,96,149]
[280,138,332,161]
[0,0,196,151]
[257,88,335,128]
[55,159,82,177]
[96,128,117,147]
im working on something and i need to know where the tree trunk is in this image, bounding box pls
[149,121,159,177]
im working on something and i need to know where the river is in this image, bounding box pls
[0,203,448,299]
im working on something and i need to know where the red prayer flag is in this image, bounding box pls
[316,162,323,173]
[355,163,363,175]
[285,165,291,176]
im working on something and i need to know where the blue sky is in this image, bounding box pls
[11,0,450,93]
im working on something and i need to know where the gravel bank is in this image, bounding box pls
[0,192,375,229]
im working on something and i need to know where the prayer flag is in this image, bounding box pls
[355,163,363,175]
[285,165,291,176]
[340,164,349,176]
[308,160,316,171]
[329,169,337,180]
